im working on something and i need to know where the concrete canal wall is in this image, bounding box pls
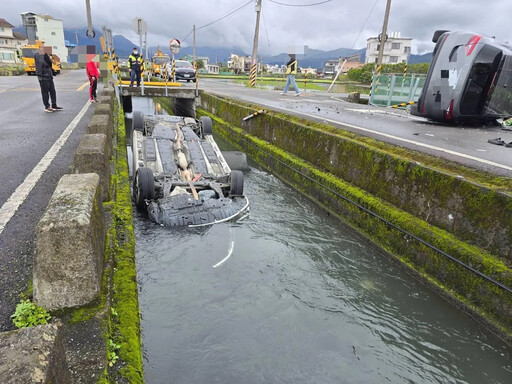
[198,92,512,341]
[0,84,143,383]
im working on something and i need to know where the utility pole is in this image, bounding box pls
[376,0,392,67]
[193,25,198,96]
[193,25,196,63]
[249,0,262,87]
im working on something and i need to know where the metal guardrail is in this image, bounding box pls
[369,73,426,107]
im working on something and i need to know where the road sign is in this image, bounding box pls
[132,18,147,35]
[170,39,181,54]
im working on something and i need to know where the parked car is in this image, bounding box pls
[131,112,249,227]
[412,30,512,124]
[166,60,197,82]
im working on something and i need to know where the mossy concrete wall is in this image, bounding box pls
[197,93,512,340]
[199,93,512,260]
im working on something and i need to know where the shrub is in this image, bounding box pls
[11,299,51,328]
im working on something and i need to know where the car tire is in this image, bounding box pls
[200,116,213,137]
[230,170,244,196]
[432,30,449,43]
[133,167,155,210]
[132,111,144,132]
[222,151,248,171]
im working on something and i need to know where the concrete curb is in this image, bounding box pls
[0,322,70,383]
[33,173,105,311]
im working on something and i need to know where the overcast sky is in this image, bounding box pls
[3,0,512,55]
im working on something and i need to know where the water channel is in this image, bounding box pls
[128,97,512,384]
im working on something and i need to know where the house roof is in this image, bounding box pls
[13,31,27,40]
[0,18,15,28]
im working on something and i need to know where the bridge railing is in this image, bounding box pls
[369,74,426,107]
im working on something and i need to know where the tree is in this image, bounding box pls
[197,59,205,69]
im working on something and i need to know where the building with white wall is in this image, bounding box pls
[20,12,67,62]
[365,32,412,65]
[0,18,27,63]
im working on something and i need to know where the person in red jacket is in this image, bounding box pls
[86,59,100,102]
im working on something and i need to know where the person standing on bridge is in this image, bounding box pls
[34,48,63,112]
[281,53,300,96]
[86,58,100,102]
[128,47,143,87]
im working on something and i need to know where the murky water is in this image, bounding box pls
[130,98,512,384]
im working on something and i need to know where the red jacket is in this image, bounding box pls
[86,61,99,79]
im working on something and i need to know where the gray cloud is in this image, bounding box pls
[3,0,512,55]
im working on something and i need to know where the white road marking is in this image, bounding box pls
[208,90,512,172]
[296,111,512,172]
[0,101,91,236]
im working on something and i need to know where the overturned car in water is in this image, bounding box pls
[131,112,249,226]
[412,30,512,124]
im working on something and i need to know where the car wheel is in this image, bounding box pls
[222,151,248,171]
[132,111,144,132]
[200,116,213,137]
[187,79,190,82]
[133,167,155,210]
[230,170,244,196]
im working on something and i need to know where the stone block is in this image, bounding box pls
[33,174,105,311]
[94,103,113,121]
[101,84,115,97]
[0,322,70,383]
[87,114,112,147]
[75,134,110,201]
[98,95,113,109]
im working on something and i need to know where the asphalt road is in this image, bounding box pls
[0,70,97,331]
[200,79,512,177]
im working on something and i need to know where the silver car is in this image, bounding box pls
[412,30,512,124]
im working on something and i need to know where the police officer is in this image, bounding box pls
[128,47,143,87]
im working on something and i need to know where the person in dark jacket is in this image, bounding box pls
[128,47,144,87]
[34,48,62,112]
[281,54,300,96]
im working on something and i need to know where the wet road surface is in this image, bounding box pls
[0,71,96,330]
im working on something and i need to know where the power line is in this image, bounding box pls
[182,0,253,42]
[261,11,272,56]
[267,0,332,6]
[350,0,380,49]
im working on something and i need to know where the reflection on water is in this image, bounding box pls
[136,165,512,384]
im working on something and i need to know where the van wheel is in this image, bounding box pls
[133,167,155,210]
[132,111,144,132]
[200,116,213,137]
[230,170,244,196]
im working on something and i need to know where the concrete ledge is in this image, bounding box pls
[0,322,70,383]
[101,84,115,97]
[93,103,113,124]
[33,173,105,311]
[87,114,112,148]
[74,134,110,201]
[98,95,113,110]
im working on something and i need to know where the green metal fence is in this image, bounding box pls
[369,74,426,107]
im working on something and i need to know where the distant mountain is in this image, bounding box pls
[13,26,433,67]
[408,52,432,64]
